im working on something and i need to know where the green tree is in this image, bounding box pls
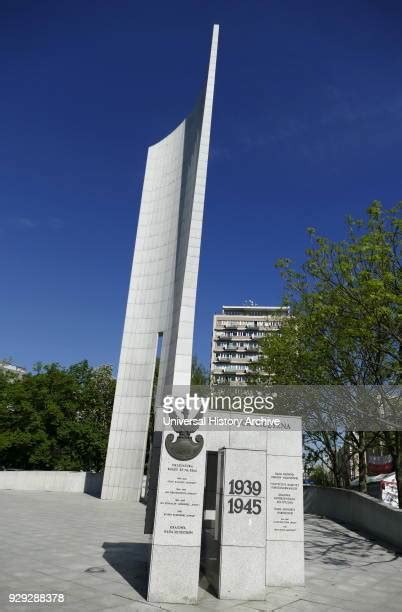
[308,464,335,487]
[0,361,115,471]
[191,356,209,385]
[253,202,402,504]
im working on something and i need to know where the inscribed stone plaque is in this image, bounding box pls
[148,429,206,604]
[218,448,266,547]
[217,448,266,600]
[152,444,205,547]
[266,454,303,541]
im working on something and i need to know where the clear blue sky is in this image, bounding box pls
[1,1,402,372]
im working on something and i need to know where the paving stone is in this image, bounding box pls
[1,491,402,611]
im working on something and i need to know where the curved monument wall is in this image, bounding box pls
[102,26,218,501]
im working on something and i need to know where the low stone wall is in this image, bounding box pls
[0,471,103,497]
[304,485,402,551]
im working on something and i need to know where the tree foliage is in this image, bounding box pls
[253,202,402,503]
[0,361,115,471]
[191,356,210,386]
[256,201,401,386]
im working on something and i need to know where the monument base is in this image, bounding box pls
[147,430,206,604]
[148,544,200,604]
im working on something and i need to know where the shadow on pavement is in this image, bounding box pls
[305,515,402,567]
[102,542,150,599]
[84,472,104,498]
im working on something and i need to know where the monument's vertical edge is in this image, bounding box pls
[171,24,219,391]
[101,26,219,502]
[144,26,219,530]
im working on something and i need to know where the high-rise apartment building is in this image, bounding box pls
[210,305,289,384]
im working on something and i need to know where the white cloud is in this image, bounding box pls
[13,217,37,229]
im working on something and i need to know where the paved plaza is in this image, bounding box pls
[0,490,401,612]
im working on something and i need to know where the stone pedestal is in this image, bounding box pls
[147,430,206,604]
[215,448,266,600]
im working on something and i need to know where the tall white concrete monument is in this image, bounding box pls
[102,25,219,502]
